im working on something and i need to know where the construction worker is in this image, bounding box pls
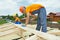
[19,4,47,32]
[13,14,21,24]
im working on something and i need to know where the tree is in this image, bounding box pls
[19,14,26,19]
[16,13,18,17]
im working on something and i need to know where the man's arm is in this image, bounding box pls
[25,13,30,26]
[31,15,36,21]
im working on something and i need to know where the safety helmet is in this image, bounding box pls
[19,6,26,13]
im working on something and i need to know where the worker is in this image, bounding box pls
[19,4,47,32]
[13,14,21,24]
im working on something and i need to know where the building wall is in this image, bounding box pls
[53,16,60,21]
[47,13,60,22]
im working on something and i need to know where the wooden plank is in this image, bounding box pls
[0,23,14,29]
[48,31,60,36]
[26,35,46,40]
[0,28,18,37]
[14,24,60,40]
[0,25,17,32]
[26,35,38,40]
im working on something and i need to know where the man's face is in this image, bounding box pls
[22,8,26,13]
[22,10,25,13]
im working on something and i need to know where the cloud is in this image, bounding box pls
[27,0,60,7]
[0,0,60,15]
[0,0,17,9]
[0,0,30,16]
[26,0,60,14]
[0,0,19,15]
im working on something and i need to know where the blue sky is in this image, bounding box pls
[0,0,60,16]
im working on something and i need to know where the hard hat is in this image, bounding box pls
[19,6,25,13]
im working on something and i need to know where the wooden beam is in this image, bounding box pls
[48,31,60,36]
[0,28,18,37]
[26,35,46,40]
[14,24,60,40]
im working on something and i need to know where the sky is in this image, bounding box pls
[0,0,60,16]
